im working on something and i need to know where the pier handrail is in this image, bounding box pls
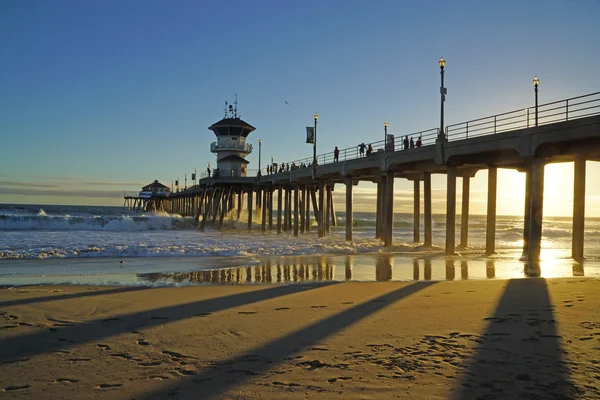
[266,91,600,176]
[446,91,600,140]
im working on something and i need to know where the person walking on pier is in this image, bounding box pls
[416,136,422,147]
[367,144,373,156]
[359,142,366,157]
[410,137,414,149]
[403,136,409,150]
[206,167,211,178]
[334,146,340,162]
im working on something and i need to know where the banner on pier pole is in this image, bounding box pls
[306,127,315,144]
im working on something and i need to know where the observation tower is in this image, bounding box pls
[208,97,254,177]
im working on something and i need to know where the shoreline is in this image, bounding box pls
[1,278,599,399]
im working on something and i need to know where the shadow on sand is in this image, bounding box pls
[0,282,334,362]
[452,278,580,399]
[140,281,437,399]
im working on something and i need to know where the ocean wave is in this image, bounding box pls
[0,213,190,231]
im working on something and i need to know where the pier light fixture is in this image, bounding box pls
[533,76,539,126]
[313,113,318,179]
[439,57,446,69]
[438,57,447,138]
[439,57,447,139]
[258,139,262,175]
[384,121,388,152]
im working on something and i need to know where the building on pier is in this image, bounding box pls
[208,97,254,177]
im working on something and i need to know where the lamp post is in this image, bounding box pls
[313,113,318,176]
[533,76,539,127]
[384,121,388,152]
[439,57,446,139]
[258,139,262,175]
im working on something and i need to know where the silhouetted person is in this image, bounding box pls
[207,167,211,177]
[410,137,414,149]
[416,136,422,147]
[403,135,409,150]
[358,142,366,157]
[334,146,340,162]
[366,144,373,156]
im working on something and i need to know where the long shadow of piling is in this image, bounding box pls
[452,278,578,399]
[140,281,437,399]
[0,283,334,362]
[0,286,149,308]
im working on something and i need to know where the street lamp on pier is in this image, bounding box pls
[258,139,262,175]
[313,113,318,176]
[384,121,388,152]
[439,57,446,139]
[533,76,539,126]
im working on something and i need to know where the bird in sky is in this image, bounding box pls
[284,101,289,105]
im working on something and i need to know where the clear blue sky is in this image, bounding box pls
[1,0,599,214]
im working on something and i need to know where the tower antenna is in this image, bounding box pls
[233,94,239,118]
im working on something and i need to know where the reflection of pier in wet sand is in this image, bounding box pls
[138,254,590,285]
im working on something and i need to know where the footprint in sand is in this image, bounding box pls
[238,311,258,315]
[275,307,290,311]
[196,312,212,317]
[138,361,162,367]
[311,305,327,308]
[94,383,122,389]
[341,302,354,305]
[67,358,91,362]
[3,385,30,391]
[149,375,171,380]
[96,344,111,350]
[17,322,33,327]
[2,359,29,365]
[110,353,137,361]
[162,350,193,359]
[54,378,78,384]
[137,339,150,346]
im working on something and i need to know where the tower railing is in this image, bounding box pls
[210,141,253,153]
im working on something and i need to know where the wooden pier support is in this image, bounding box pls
[445,167,457,255]
[459,176,470,248]
[261,189,267,232]
[247,189,253,230]
[345,176,353,242]
[268,189,273,231]
[572,157,586,263]
[293,185,299,236]
[413,179,420,243]
[318,181,325,238]
[277,187,283,234]
[521,165,532,260]
[424,172,432,247]
[283,189,289,232]
[310,189,318,231]
[329,186,337,227]
[486,166,497,255]
[384,172,394,247]
[218,187,232,229]
[375,181,383,240]
[325,185,331,233]
[237,189,243,220]
[526,159,545,263]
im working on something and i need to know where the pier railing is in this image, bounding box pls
[264,91,600,176]
[446,91,600,140]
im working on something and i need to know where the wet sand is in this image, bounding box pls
[1,278,599,399]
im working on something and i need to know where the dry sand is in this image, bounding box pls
[1,278,599,399]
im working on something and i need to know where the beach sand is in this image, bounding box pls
[1,278,599,399]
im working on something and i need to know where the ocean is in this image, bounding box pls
[1,203,599,286]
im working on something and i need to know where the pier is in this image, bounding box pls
[131,91,600,264]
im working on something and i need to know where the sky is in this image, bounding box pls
[1,0,599,216]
